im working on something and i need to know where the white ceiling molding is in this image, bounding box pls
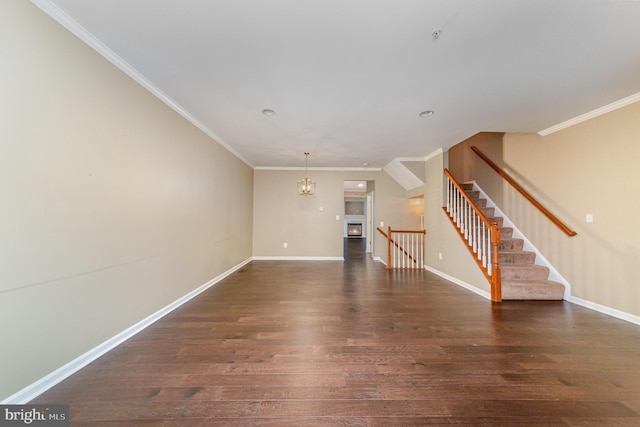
[538,92,640,136]
[396,157,427,162]
[424,147,446,161]
[397,148,446,163]
[383,158,426,191]
[30,0,253,168]
[254,167,382,171]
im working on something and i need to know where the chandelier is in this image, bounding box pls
[297,152,316,196]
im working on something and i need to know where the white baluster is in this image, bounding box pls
[487,227,493,276]
[481,223,487,268]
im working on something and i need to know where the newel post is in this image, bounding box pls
[490,222,502,302]
[387,226,393,269]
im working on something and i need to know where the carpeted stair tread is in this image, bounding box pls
[465,190,480,199]
[501,263,549,280]
[487,216,504,226]
[501,227,513,239]
[499,238,524,251]
[502,279,565,300]
[481,207,495,217]
[499,250,536,264]
[474,198,488,208]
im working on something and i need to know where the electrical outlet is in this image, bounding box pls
[439,252,443,260]
[283,242,288,248]
[586,213,594,223]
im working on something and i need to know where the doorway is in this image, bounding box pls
[343,180,372,259]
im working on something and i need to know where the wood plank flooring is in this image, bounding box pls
[32,239,640,425]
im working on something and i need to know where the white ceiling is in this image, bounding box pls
[36,0,640,169]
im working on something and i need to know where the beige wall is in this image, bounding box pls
[0,2,253,400]
[501,102,640,316]
[253,170,420,259]
[447,132,506,206]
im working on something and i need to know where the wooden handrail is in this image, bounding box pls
[376,227,426,239]
[471,146,577,237]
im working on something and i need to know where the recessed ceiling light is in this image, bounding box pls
[262,109,276,116]
[358,183,364,187]
[363,162,369,166]
[419,110,435,117]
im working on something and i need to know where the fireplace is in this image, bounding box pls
[347,222,363,238]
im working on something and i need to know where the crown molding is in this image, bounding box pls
[254,166,382,171]
[538,92,640,136]
[424,147,446,161]
[31,0,254,168]
[395,157,426,162]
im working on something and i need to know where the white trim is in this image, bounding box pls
[6,252,637,404]
[254,166,382,171]
[252,256,344,261]
[30,0,253,168]
[1,257,252,404]
[395,157,427,162]
[538,92,640,136]
[424,147,446,162]
[567,296,640,326]
[256,152,447,172]
[423,265,492,300]
[426,264,640,326]
[397,148,446,163]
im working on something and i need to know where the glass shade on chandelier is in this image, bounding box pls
[297,177,316,195]
[297,152,316,195]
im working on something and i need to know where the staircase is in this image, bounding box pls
[462,184,565,300]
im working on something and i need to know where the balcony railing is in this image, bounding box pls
[377,226,426,270]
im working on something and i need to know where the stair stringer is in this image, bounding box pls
[467,181,572,300]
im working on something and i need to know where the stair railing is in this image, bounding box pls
[376,226,426,270]
[443,169,502,302]
[471,146,577,237]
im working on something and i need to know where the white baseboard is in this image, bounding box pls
[1,257,253,404]
[567,295,640,326]
[425,266,640,326]
[7,257,637,404]
[252,256,344,261]
[423,265,492,300]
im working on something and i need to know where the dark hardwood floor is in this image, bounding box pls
[32,239,640,425]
